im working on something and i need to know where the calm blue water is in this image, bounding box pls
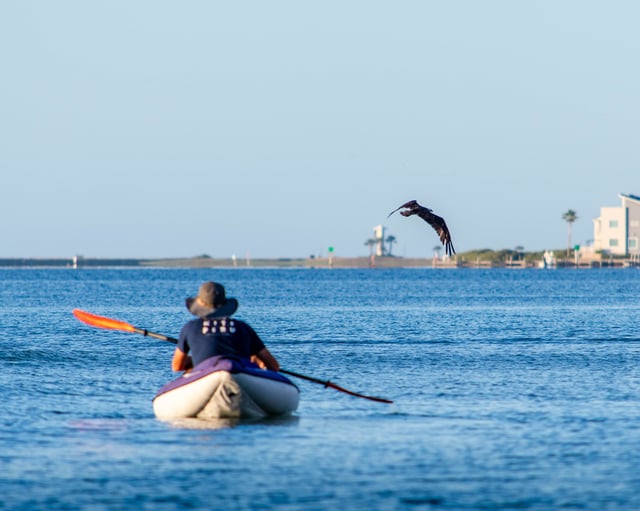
[1,267,640,510]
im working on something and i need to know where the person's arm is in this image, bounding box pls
[172,347,193,372]
[244,321,280,371]
[253,347,280,371]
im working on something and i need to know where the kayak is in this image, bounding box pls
[152,355,300,420]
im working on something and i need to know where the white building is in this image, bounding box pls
[373,225,386,256]
[593,193,640,256]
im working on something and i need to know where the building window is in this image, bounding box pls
[629,238,638,249]
[609,220,619,228]
[609,239,619,247]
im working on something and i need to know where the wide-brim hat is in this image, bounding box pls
[186,281,239,319]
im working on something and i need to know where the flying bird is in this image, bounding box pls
[387,200,456,256]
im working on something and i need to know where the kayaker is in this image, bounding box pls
[171,281,281,373]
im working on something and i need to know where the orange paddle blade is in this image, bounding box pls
[72,309,137,333]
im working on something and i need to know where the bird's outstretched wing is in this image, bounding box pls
[388,200,456,256]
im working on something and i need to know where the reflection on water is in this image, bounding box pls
[162,417,241,430]
[161,414,300,430]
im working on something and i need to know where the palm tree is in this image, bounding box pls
[385,235,397,256]
[562,209,578,259]
[364,238,376,256]
[433,245,442,259]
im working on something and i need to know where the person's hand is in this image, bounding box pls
[250,355,266,369]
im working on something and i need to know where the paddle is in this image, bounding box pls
[72,309,393,404]
[276,368,393,403]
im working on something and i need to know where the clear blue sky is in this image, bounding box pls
[1,1,638,259]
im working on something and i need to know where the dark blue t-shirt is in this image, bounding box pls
[178,316,266,367]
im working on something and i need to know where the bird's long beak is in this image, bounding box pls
[387,206,403,218]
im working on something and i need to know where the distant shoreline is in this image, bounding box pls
[0,256,636,269]
[0,256,428,268]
